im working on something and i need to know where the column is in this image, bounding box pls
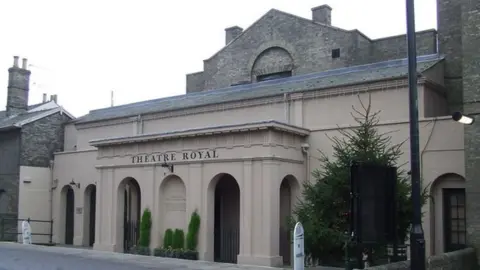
[238,160,253,263]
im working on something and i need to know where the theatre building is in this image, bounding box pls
[17,3,472,268]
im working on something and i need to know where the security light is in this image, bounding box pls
[452,111,475,125]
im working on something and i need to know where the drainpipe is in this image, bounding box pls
[49,160,55,243]
[301,143,310,182]
[284,93,290,124]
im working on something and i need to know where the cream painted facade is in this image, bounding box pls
[17,73,467,266]
[14,5,468,268]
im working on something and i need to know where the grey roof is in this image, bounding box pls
[0,110,47,131]
[0,102,48,119]
[74,54,444,124]
[0,102,59,131]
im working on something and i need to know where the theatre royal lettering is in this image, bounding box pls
[131,149,219,164]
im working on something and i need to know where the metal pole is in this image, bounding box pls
[405,0,426,269]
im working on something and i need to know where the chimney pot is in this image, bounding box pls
[13,56,19,68]
[52,94,58,103]
[22,58,28,69]
[42,93,47,103]
[225,26,243,45]
[311,5,332,25]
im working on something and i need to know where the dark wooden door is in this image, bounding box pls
[89,188,96,246]
[65,188,75,245]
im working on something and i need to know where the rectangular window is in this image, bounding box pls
[444,188,467,252]
[332,48,340,58]
[256,71,292,82]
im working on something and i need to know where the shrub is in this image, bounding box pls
[186,210,201,251]
[153,247,198,260]
[163,229,174,248]
[138,208,152,248]
[173,229,185,249]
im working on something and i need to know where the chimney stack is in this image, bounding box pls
[50,94,58,103]
[311,5,332,25]
[22,58,28,69]
[225,26,243,45]
[6,56,31,116]
[13,56,19,68]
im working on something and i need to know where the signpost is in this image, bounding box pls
[293,222,305,270]
[21,220,32,244]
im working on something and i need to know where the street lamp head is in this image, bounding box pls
[452,111,475,125]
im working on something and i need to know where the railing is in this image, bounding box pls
[0,215,53,245]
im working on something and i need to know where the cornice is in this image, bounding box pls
[90,120,310,147]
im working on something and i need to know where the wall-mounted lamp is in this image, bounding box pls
[69,179,80,189]
[161,162,174,173]
[452,111,477,125]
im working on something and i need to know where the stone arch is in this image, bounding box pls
[116,177,141,252]
[60,185,75,245]
[247,40,298,74]
[83,184,96,247]
[206,173,241,263]
[250,46,294,82]
[159,174,187,242]
[429,173,466,255]
[279,174,300,265]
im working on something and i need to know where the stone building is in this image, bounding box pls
[15,0,479,268]
[0,56,74,240]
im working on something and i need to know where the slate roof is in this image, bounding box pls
[0,110,48,130]
[74,54,444,125]
[0,102,74,131]
[0,102,46,119]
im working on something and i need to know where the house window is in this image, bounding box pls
[443,188,467,252]
[256,71,292,82]
[332,48,340,58]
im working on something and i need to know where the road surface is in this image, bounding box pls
[0,242,343,270]
[0,242,253,270]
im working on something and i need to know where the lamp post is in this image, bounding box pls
[405,0,426,269]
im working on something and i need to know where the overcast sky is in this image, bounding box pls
[0,0,437,117]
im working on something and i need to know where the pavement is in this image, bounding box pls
[0,242,284,270]
[0,242,343,270]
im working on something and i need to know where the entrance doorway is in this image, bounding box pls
[279,175,299,266]
[213,174,240,263]
[84,184,96,247]
[117,177,141,253]
[64,186,75,245]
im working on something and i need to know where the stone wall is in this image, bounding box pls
[186,9,437,93]
[0,129,21,215]
[367,248,478,270]
[20,112,70,167]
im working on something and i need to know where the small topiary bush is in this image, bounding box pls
[163,228,174,248]
[186,210,201,251]
[172,229,185,249]
[138,208,152,248]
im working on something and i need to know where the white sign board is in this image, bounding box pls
[293,222,305,270]
[22,220,32,244]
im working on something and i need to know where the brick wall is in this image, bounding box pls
[367,248,478,270]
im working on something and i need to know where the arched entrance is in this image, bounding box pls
[279,175,300,266]
[61,185,75,245]
[117,177,141,253]
[211,173,240,263]
[83,184,96,247]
